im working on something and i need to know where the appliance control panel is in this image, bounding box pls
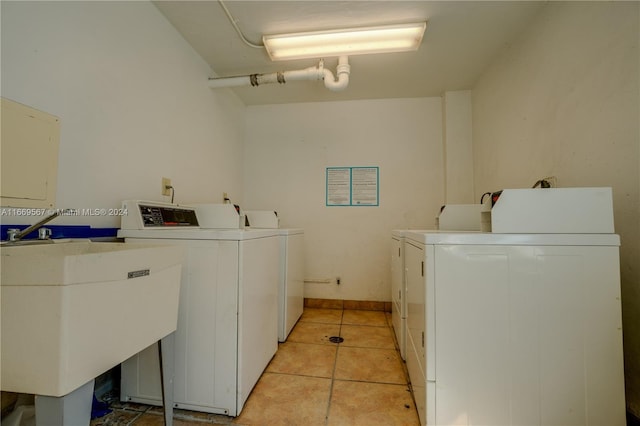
[120,200,199,229]
[139,204,199,227]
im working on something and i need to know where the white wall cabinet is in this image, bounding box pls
[404,232,626,426]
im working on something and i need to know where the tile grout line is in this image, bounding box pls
[324,308,344,426]
[127,406,150,426]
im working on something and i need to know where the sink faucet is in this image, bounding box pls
[6,209,74,242]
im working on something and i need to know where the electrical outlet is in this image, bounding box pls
[162,177,172,196]
[336,277,341,285]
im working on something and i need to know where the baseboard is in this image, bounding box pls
[304,297,392,312]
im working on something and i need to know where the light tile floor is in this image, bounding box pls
[92,308,419,426]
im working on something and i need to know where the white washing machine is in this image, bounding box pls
[245,210,304,342]
[117,201,280,416]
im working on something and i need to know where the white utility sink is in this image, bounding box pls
[1,240,184,397]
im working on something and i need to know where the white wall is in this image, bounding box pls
[471,2,640,416]
[1,1,246,227]
[443,91,474,204]
[244,98,443,302]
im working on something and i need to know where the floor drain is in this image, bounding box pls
[329,336,344,344]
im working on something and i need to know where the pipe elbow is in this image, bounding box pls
[323,56,351,92]
[323,70,349,91]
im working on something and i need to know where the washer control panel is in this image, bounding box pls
[120,200,199,229]
[139,204,198,227]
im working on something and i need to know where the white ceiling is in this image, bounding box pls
[154,1,546,106]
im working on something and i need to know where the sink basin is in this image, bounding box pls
[1,241,184,397]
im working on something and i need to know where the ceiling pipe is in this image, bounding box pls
[323,56,350,92]
[208,56,350,92]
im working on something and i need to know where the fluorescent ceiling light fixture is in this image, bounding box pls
[262,22,427,61]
